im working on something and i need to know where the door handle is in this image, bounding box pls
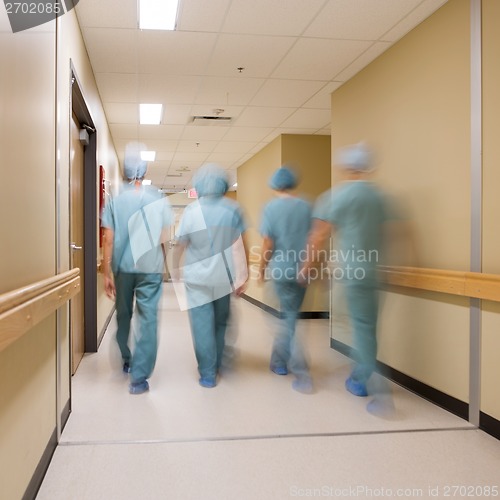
[70,243,83,251]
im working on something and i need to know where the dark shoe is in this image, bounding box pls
[199,377,216,388]
[345,376,368,397]
[123,362,131,374]
[129,380,149,394]
[270,365,288,376]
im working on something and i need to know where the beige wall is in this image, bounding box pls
[330,0,471,402]
[0,8,119,497]
[237,134,331,311]
[57,10,120,347]
[0,12,58,499]
[480,0,500,420]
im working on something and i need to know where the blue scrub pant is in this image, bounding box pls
[186,284,231,380]
[114,272,163,384]
[344,282,379,385]
[271,281,310,380]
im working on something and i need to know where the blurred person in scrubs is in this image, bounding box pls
[301,143,393,414]
[258,166,313,394]
[102,142,173,395]
[173,164,248,388]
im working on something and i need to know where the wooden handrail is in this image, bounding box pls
[250,252,500,302]
[0,269,80,353]
[379,265,500,302]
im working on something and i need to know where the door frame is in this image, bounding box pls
[70,62,98,352]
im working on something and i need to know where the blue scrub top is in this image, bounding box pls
[101,182,173,274]
[313,181,388,284]
[260,196,312,282]
[176,196,246,287]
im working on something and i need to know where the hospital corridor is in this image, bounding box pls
[1,0,500,498]
[35,285,500,499]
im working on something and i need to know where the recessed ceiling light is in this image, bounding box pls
[139,0,180,31]
[142,179,152,185]
[140,104,162,125]
[233,182,238,187]
[141,151,156,161]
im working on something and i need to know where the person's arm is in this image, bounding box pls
[170,238,186,283]
[234,231,250,296]
[298,219,333,285]
[102,227,116,299]
[258,235,274,284]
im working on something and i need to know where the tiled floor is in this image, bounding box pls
[37,285,500,500]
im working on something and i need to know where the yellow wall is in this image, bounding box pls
[57,10,120,349]
[0,14,57,499]
[237,134,331,311]
[0,8,119,497]
[330,0,471,402]
[480,0,500,420]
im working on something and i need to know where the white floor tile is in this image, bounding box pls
[37,285,499,499]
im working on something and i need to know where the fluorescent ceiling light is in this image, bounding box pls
[142,179,152,185]
[139,0,180,30]
[140,150,156,161]
[233,182,238,187]
[140,104,162,125]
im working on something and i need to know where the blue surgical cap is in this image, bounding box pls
[335,143,373,171]
[193,163,229,197]
[269,166,298,191]
[123,141,147,180]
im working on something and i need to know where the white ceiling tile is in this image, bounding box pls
[235,107,295,128]
[138,31,218,75]
[173,151,210,162]
[272,38,372,81]
[96,73,138,102]
[162,105,194,125]
[138,125,185,141]
[190,105,244,120]
[381,0,449,42]
[305,0,421,40]
[169,160,205,170]
[206,152,243,167]
[279,108,331,129]
[177,0,231,32]
[334,42,392,81]
[75,0,137,28]
[176,141,218,153]
[195,77,265,106]
[181,126,230,141]
[139,139,179,152]
[82,28,138,73]
[303,82,343,109]
[76,0,446,177]
[250,79,326,108]
[155,152,176,161]
[206,34,295,78]
[110,124,139,139]
[213,142,254,154]
[222,0,325,36]
[144,173,166,186]
[222,127,274,142]
[105,103,138,124]
[139,75,202,104]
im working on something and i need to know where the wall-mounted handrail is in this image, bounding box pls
[379,265,500,302]
[0,269,80,353]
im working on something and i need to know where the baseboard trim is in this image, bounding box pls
[240,294,329,319]
[98,305,115,348]
[480,412,500,440]
[330,338,469,421]
[22,427,57,500]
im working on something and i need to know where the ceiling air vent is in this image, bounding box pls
[191,115,232,126]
